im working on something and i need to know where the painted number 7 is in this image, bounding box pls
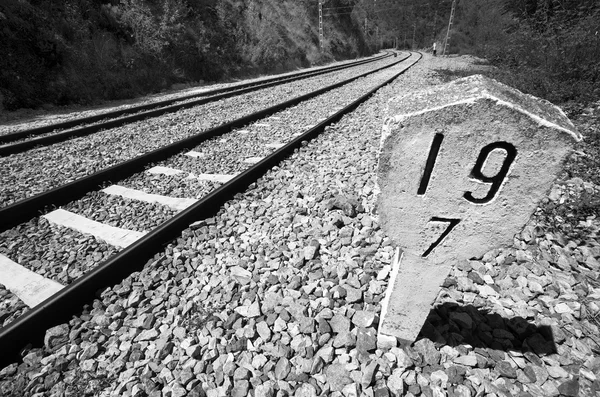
[417,133,517,257]
[422,217,460,257]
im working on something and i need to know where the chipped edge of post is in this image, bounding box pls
[483,93,582,141]
[378,246,402,340]
[382,94,581,145]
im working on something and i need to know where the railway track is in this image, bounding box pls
[0,52,391,156]
[0,54,407,208]
[0,53,409,218]
[0,52,421,368]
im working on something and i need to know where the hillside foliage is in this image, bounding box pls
[364,0,599,105]
[446,0,600,104]
[0,0,372,110]
[3,0,597,111]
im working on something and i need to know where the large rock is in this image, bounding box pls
[377,75,581,345]
[44,324,70,351]
[325,364,353,392]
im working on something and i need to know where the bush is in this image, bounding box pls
[0,0,373,110]
[449,0,600,105]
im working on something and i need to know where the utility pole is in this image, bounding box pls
[432,9,438,43]
[374,0,377,50]
[443,0,456,56]
[319,0,323,50]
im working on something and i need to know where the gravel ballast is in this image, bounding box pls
[1,54,395,147]
[0,54,598,397]
[118,56,418,200]
[0,218,118,287]
[0,287,27,329]
[0,54,417,324]
[61,192,179,233]
[0,55,400,207]
[0,53,385,136]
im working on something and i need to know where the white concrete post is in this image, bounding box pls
[377,75,582,346]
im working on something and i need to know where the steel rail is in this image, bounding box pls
[0,53,390,148]
[0,54,391,156]
[0,52,422,369]
[0,53,411,231]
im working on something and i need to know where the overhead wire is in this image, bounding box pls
[323,0,446,16]
[323,6,411,17]
[322,5,355,10]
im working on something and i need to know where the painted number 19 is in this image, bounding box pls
[417,133,517,257]
[417,133,517,203]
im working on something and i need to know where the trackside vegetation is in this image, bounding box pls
[443,0,600,106]
[2,0,598,111]
[0,0,373,111]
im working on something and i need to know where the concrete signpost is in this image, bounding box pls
[377,75,582,345]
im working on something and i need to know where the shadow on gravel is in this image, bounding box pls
[416,303,557,355]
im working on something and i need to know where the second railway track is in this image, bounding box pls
[0,52,421,367]
[0,52,392,153]
[0,53,408,207]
